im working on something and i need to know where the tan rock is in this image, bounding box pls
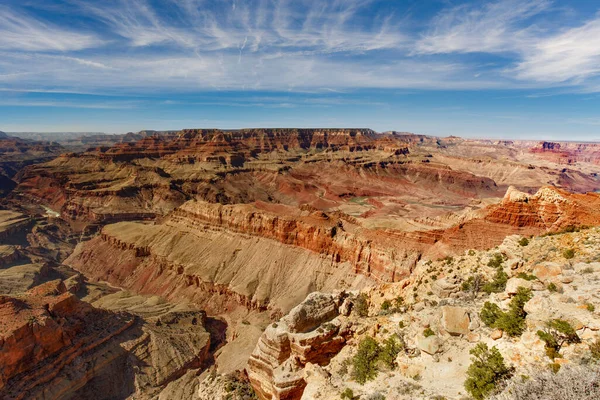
[533,262,562,283]
[560,275,574,284]
[431,278,459,298]
[491,329,503,340]
[467,333,481,343]
[417,335,442,355]
[505,277,533,295]
[440,306,470,336]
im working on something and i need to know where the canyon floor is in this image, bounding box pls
[0,129,599,399]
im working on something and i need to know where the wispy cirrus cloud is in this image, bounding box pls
[72,0,405,54]
[1,0,600,96]
[0,6,102,52]
[513,18,600,83]
[415,0,551,55]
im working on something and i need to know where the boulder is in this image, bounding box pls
[417,335,442,355]
[286,292,338,333]
[431,278,459,298]
[533,262,562,283]
[491,329,503,340]
[440,306,470,336]
[505,277,533,295]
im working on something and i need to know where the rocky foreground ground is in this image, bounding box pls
[241,227,600,399]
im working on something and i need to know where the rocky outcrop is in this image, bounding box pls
[0,279,213,400]
[530,141,600,165]
[247,292,352,400]
[0,280,134,398]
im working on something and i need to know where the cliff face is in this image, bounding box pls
[14,128,416,225]
[0,135,64,197]
[247,292,352,400]
[64,186,600,321]
[64,204,376,316]
[0,280,213,400]
[530,141,600,165]
[0,280,135,398]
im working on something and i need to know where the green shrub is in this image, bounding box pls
[423,328,435,338]
[464,343,513,400]
[354,293,369,317]
[563,249,575,259]
[590,337,600,361]
[549,362,561,374]
[547,282,558,293]
[487,253,505,269]
[340,388,354,399]
[516,272,537,281]
[483,267,508,294]
[537,319,580,360]
[469,249,476,256]
[587,303,595,312]
[379,335,403,369]
[479,287,532,337]
[518,237,530,247]
[480,301,503,327]
[352,336,381,384]
[462,274,486,294]
[393,296,404,309]
[381,300,391,311]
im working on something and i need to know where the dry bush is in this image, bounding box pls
[492,365,600,400]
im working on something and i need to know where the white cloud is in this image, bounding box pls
[73,0,405,54]
[0,50,507,93]
[513,18,600,83]
[0,6,102,52]
[415,0,550,55]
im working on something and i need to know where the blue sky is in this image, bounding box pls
[1,0,600,140]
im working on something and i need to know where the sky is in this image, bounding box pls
[1,0,600,140]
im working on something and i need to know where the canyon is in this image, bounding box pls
[1,128,599,399]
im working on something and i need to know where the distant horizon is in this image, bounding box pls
[4,128,600,144]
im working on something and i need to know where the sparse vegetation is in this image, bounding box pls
[516,272,537,281]
[379,335,403,369]
[547,282,559,293]
[222,373,258,399]
[537,319,580,360]
[480,287,532,337]
[587,303,595,312]
[340,388,354,399]
[487,253,505,269]
[423,327,435,338]
[381,300,391,311]
[354,293,369,317]
[462,274,486,299]
[590,337,600,361]
[464,343,513,400]
[518,237,530,247]
[351,336,381,384]
[549,362,561,373]
[563,248,575,259]
[483,259,508,294]
[491,365,600,400]
[541,225,586,237]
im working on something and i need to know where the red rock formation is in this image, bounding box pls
[0,280,134,398]
[247,292,352,400]
[530,141,600,165]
